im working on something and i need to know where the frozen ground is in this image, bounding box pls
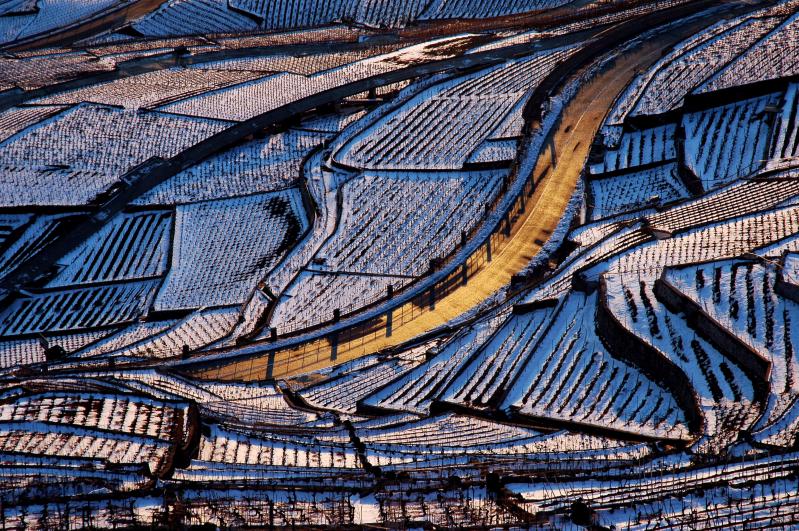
[0,0,798,528]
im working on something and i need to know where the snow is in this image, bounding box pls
[195,424,359,468]
[753,395,799,447]
[664,259,799,445]
[0,391,188,442]
[231,0,355,29]
[47,210,171,287]
[196,381,323,423]
[697,11,799,94]
[511,452,799,523]
[353,0,429,28]
[488,96,527,138]
[190,45,402,75]
[370,430,652,471]
[682,93,779,190]
[335,47,577,170]
[132,0,259,37]
[154,190,308,311]
[0,0,37,15]
[604,271,756,450]
[502,291,691,440]
[0,0,131,45]
[160,35,479,122]
[516,170,799,450]
[0,212,32,249]
[442,305,552,410]
[467,138,519,164]
[0,104,227,206]
[362,312,509,415]
[357,412,543,448]
[104,307,239,359]
[159,72,330,122]
[755,229,799,257]
[299,352,423,414]
[6,1,799,517]
[110,369,322,426]
[0,329,113,369]
[784,252,799,287]
[590,124,677,175]
[298,110,367,134]
[645,178,799,235]
[134,130,329,205]
[130,0,571,40]
[766,82,799,172]
[218,289,271,346]
[0,105,66,143]
[608,204,799,279]
[246,148,338,333]
[419,0,570,20]
[268,169,503,332]
[0,213,73,275]
[588,162,690,220]
[33,68,264,109]
[0,421,173,476]
[0,52,116,91]
[0,280,159,337]
[629,15,784,117]
[74,320,178,359]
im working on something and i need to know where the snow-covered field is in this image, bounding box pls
[3,0,799,527]
[269,169,504,331]
[128,0,572,38]
[335,46,577,170]
[154,190,308,311]
[0,0,133,45]
[0,104,227,206]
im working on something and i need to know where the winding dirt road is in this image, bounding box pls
[192,16,716,382]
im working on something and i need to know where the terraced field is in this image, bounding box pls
[1,0,799,528]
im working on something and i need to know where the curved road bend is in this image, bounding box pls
[0,29,601,296]
[185,5,747,382]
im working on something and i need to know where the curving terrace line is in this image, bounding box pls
[170,0,766,380]
[2,0,685,53]
[1,0,171,52]
[0,28,596,296]
[11,0,770,379]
